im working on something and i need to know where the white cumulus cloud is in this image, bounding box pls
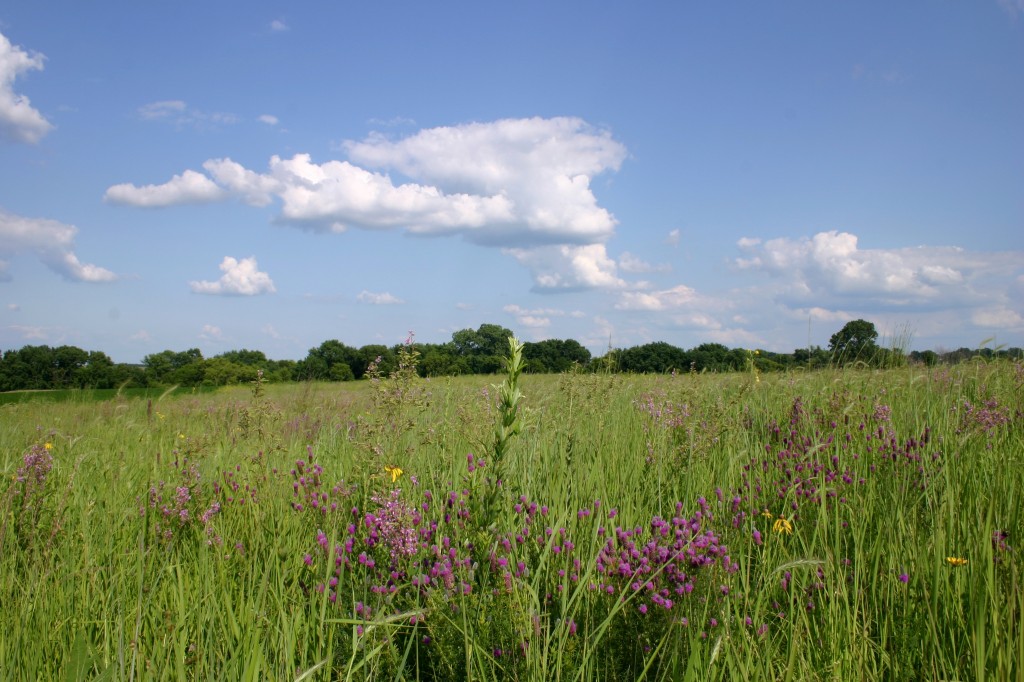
[0,209,116,282]
[258,114,279,125]
[105,117,630,290]
[506,244,626,291]
[734,230,1016,305]
[0,31,54,144]
[105,170,227,206]
[189,256,276,295]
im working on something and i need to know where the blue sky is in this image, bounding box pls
[1,2,1022,363]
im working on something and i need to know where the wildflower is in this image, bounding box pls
[44,442,53,450]
[946,556,968,567]
[761,509,773,519]
[384,465,403,483]
[898,572,909,583]
[773,517,793,535]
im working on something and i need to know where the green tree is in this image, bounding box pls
[295,340,360,381]
[618,342,690,373]
[828,319,879,365]
[0,346,54,390]
[451,323,515,374]
[522,339,591,373]
[77,351,116,388]
[793,345,830,369]
[357,344,395,379]
[142,348,205,385]
[202,358,257,386]
[690,342,734,372]
[215,349,268,366]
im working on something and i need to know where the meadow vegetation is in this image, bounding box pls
[1,339,1022,680]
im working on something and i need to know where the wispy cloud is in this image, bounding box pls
[199,324,224,341]
[0,30,54,144]
[0,209,116,282]
[8,324,48,340]
[136,99,238,130]
[997,0,1024,19]
[189,256,276,296]
[357,290,404,305]
[619,251,670,274]
[270,19,289,32]
[615,284,698,311]
[504,303,571,329]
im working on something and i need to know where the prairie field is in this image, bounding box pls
[1,355,1022,680]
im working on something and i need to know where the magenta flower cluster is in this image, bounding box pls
[592,500,734,614]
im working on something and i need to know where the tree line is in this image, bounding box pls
[1,320,1020,391]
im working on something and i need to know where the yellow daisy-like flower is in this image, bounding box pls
[384,465,403,483]
[44,442,53,450]
[773,517,794,535]
[761,509,774,519]
[946,556,968,567]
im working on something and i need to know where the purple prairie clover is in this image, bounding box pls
[15,444,53,491]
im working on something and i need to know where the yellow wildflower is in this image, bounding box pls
[946,556,968,567]
[44,442,53,450]
[761,509,773,519]
[773,517,794,535]
[384,465,403,483]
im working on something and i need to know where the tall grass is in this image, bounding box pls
[0,357,1021,680]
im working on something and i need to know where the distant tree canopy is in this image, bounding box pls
[828,319,880,365]
[0,345,141,391]
[2,321,1020,391]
